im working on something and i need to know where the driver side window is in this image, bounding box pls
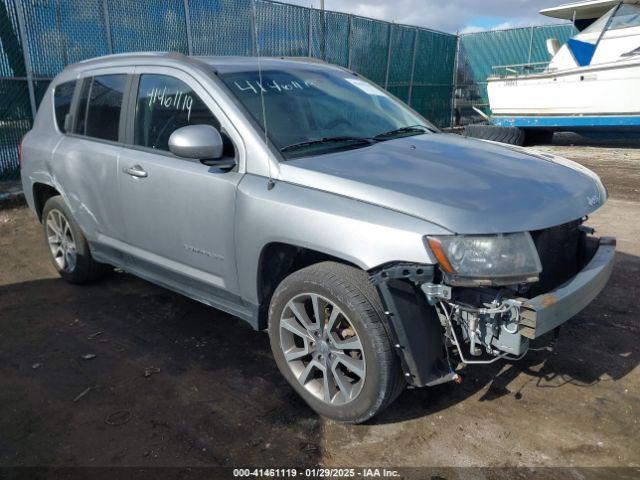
[134,74,232,156]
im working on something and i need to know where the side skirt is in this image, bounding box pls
[90,241,260,330]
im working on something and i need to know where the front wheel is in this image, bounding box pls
[268,262,404,423]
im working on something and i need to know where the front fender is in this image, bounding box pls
[234,174,450,304]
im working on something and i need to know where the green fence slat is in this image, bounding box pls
[0,0,25,78]
[189,0,253,55]
[348,17,390,85]
[456,23,576,123]
[0,78,31,180]
[108,0,189,54]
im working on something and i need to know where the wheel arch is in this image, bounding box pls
[33,182,61,222]
[255,242,361,330]
[234,175,447,329]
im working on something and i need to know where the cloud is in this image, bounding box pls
[460,18,543,34]
[282,0,568,33]
[459,25,486,34]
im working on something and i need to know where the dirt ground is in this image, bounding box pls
[0,137,639,471]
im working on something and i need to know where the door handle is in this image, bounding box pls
[123,165,148,178]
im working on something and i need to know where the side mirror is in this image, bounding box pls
[168,124,230,166]
[546,38,560,57]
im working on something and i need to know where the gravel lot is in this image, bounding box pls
[0,137,639,471]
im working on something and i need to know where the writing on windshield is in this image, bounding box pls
[219,67,430,159]
[232,79,318,96]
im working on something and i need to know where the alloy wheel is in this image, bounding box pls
[279,293,366,405]
[45,209,77,273]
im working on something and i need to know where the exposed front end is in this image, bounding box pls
[371,219,616,386]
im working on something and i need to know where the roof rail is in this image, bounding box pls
[77,51,188,64]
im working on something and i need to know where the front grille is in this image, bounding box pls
[528,219,582,296]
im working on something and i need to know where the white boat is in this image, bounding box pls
[487,0,640,132]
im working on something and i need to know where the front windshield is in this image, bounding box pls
[219,66,432,159]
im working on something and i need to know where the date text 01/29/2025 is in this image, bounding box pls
[232,468,401,478]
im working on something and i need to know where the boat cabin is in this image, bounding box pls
[542,0,640,71]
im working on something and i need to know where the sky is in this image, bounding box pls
[282,0,570,34]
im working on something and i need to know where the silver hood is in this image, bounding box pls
[279,133,607,234]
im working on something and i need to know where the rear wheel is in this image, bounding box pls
[268,262,404,423]
[42,196,108,284]
[464,124,525,146]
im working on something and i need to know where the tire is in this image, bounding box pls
[41,195,108,284]
[268,261,404,423]
[523,128,554,146]
[464,124,525,146]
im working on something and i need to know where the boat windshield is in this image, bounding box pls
[582,4,640,34]
[609,4,640,29]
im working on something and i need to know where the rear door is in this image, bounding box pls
[118,67,246,309]
[51,68,132,262]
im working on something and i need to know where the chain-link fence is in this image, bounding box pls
[455,24,577,125]
[1,0,586,181]
[0,0,459,180]
[0,0,31,181]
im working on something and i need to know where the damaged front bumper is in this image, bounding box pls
[370,236,616,388]
[518,236,616,339]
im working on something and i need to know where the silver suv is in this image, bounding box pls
[20,53,615,423]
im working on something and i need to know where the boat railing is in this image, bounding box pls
[489,61,552,78]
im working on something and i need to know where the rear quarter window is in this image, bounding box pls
[53,81,76,133]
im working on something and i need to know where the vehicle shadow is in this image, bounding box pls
[0,271,321,466]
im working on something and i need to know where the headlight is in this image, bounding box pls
[426,232,542,286]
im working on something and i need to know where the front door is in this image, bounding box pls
[118,69,245,309]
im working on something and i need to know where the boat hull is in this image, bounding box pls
[487,59,640,131]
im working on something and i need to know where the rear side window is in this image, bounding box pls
[134,74,222,152]
[75,74,127,142]
[53,81,76,133]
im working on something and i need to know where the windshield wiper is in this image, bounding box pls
[373,124,432,140]
[281,136,376,153]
